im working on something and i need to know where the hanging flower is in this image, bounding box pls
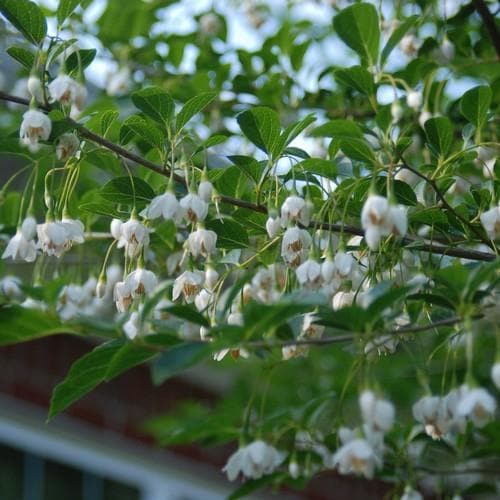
[400,33,421,57]
[281,226,311,268]
[406,90,423,110]
[139,192,180,222]
[359,390,395,433]
[125,268,158,297]
[172,270,205,303]
[116,218,150,258]
[48,74,87,111]
[36,221,69,257]
[332,438,381,479]
[204,266,219,291]
[198,180,214,202]
[187,226,217,258]
[113,280,134,313]
[280,195,311,227]
[179,193,208,223]
[222,440,285,481]
[19,109,52,152]
[0,276,24,301]
[194,289,213,311]
[456,385,497,428]
[332,291,355,310]
[61,218,85,247]
[123,311,141,340]
[412,396,449,440]
[265,214,281,238]
[480,204,500,240]
[106,67,131,96]
[56,133,80,161]
[295,258,321,289]
[2,216,37,262]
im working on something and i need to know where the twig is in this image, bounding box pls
[473,0,500,59]
[0,91,496,263]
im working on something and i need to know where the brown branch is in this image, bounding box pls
[0,91,496,262]
[473,0,500,59]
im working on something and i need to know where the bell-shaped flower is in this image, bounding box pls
[20,109,52,152]
[113,280,134,313]
[198,180,213,202]
[359,390,395,433]
[440,37,455,61]
[2,216,37,262]
[280,195,311,227]
[27,75,42,100]
[194,288,213,311]
[0,276,24,301]
[172,270,205,303]
[61,218,85,247]
[281,226,311,268]
[400,34,421,57]
[456,385,497,428]
[56,133,80,161]
[125,268,158,297]
[116,218,150,258]
[480,204,500,240]
[139,192,180,222]
[179,193,208,224]
[406,90,423,110]
[187,226,217,258]
[36,221,68,257]
[265,215,281,238]
[204,266,219,291]
[222,440,285,481]
[48,74,87,111]
[123,311,141,340]
[295,258,321,289]
[332,291,355,310]
[106,67,131,96]
[412,396,449,440]
[332,438,381,479]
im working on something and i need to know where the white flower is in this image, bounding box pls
[172,270,205,303]
[222,440,285,481]
[106,67,131,96]
[27,76,42,100]
[440,37,455,61]
[125,268,158,297]
[194,289,213,311]
[456,386,497,428]
[204,267,219,291]
[139,192,180,222]
[389,205,407,237]
[480,205,500,240]
[332,291,354,310]
[0,276,23,300]
[320,258,336,284]
[359,390,395,433]
[2,217,37,262]
[391,100,403,123]
[179,193,208,223]
[20,109,52,152]
[280,195,311,227]
[412,396,449,440]
[227,311,243,326]
[364,335,398,357]
[401,486,423,500]
[332,438,381,479]
[187,227,217,258]
[198,180,213,202]
[406,90,423,110]
[110,218,123,239]
[199,12,221,36]
[418,110,433,128]
[113,280,134,313]
[266,215,281,238]
[295,259,321,288]
[491,362,500,390]
[56,133,80,161]
[400,34,421,56]
[476,146,496,178]
[123,311,140,340]
[61,218,85,246]
[301,313,324,339]
[36,221,68,257]
[288,461,300,479]
[48,75,87,110]
[116,218,150,258]
[281,226,311,268]
[361,194,390,231]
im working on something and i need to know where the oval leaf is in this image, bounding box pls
[0,0,47,45]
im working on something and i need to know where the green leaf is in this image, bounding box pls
[424,117,453,157]
[333,3,379,65]
[335,66,376,101]
[65,48,97,74]
[206,219,249,249]
[237,107,281,157]
[295,159,337,180]
[175,92,216,133]
[79,200,121,219]
[131,86,174,127]
[0,305,69,345]
[339,137,376,164]
[49,340,124,419]
[57,0,81,25]
[380,15,419,65]
[120,115,164,150]
[310,119,363,139]
[151,343,211,385]
[6,45,35,70]
[228,155,262,183]
[49,340,155,419]
[459,85,492,129]
[0,0,47,45]
[161,305,210,327]
[99,176,155,206]
[194,134,229,154]
[273,113,316,158]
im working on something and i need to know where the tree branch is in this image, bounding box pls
[0,91,496,262]
[473,0,500,59]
